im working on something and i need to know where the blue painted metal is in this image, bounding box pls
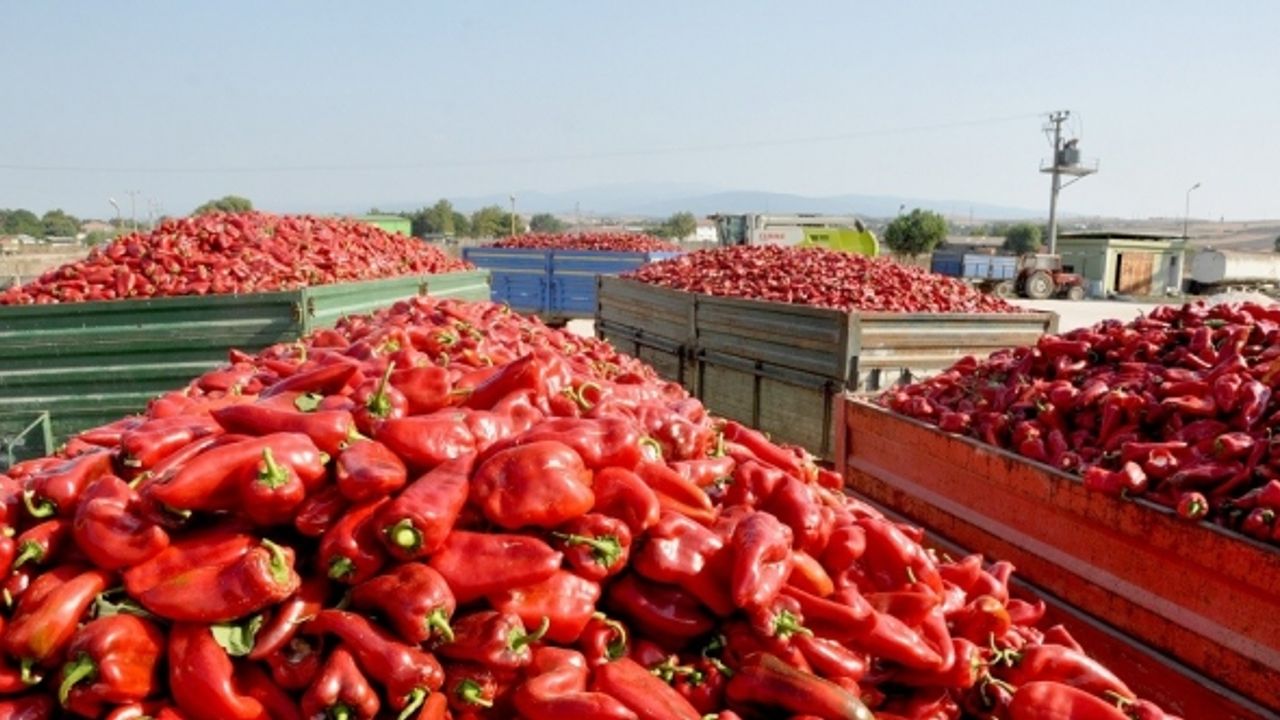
[463,247,679,320]
[931,252,1017,281]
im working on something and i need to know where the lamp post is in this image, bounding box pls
[108,198,121,230]
[1183,182,1201,240]
[509,195,517,236]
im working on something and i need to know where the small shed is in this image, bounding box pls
[1057,230,1186,298]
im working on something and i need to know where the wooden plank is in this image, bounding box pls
[838,397,1280,712]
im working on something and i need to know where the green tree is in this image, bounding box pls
[41,209,80,238]
[2,209,43,237]
[470,205,509,237]
[1273,235,1280,253]
[406,199,459,236]
[1002,223,1044,255]
[451,211,472,237]
[193,195,253,216]
[883,208,948,257]
[529,213,567,233]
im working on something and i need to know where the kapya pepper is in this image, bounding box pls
[293,486,349,538]
[1007,681,1129,720]
[509,417,655,471]
[729,511,795,609]
[996,643,1135,699]
[632,511,735,617]
[552,513,632,581]
[725,652,875,720]
[470,440,594,530]
[145,433,326,513]
[605,574,715,642]
[335,440,408,504]
[318,498,389,585]
[590,466,661,535]
[12,518,72,570]
[167,624,266,720]
[441,662,500,713]
[352,364,409,436]
[428,530,562,604]
[3,566,111,681]
[375,455,473,560]
[436,611,548,672]
[72,475,169,571]
[489,570,601,645]
[591,657,701,720]
[299,646,380,720]
[211,405,357,457]
[350,563,456,645]
[235,663,302,720]
[237,447,308,527]
[21,449,113,519]
[56,615,165,717]
[373,411,476,470]
[514,647,639,720]
[578,613,629,667]
[303,610,443,716]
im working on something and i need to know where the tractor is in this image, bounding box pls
[992,254,1086,300]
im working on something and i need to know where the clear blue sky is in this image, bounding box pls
[2,1,1276,220]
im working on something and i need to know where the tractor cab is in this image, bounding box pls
[1014,254,1086,300]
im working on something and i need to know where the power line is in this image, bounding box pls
[0,112,1042,175]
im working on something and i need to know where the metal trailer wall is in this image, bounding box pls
[595,277,1057,460]
[463,248,679,323]
[0,270,490,441]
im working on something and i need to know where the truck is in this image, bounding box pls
[710,214,878,256]
[1189,248,1280,294]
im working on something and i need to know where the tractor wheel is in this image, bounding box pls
[993,280,1015,298]
[1024,271,1054,300]
[1066,284,1086,301]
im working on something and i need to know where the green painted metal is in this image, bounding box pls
[1,411,54,470]
[358,215,413,236]
[0,270,490,442]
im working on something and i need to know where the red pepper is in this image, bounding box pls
[632,511,735,616]
[509,416,656,471]
[350,563,456,645]
[0,696,54,719]
[730,511,795,609]
[489,569,601,644]
[605,574,715,642]
[300,646,380,720]
[997,643,1134,699]
[578,613,630,666]
[437,610,548,672]
[633,461,715,525]
[441,662,500,713]
[592,657,701,720]
[1176,491,1209,521]
[374,411,477,470]
[671,455,736,488]
[237,447,308,527]
[389,365,456,414]
[428,530,562,604]
[725,652,874,720]
[463,354,547,410]
[788,550,836,598]
[145,433,326,513]
[249,576,329,661]
[120,416,222,471]
[128,533,300,623]
[375,455,474,560]
[514,647,639,720]
[793,634,868,682]
[722,421,802,475]
[552,513,632,581]
[56,615,165,717]
[21,450,113,518]
[335,439,408,503]
[72,474,169,571]
[856,516,943,592]
[764,476,835,555]
[1235,379,1271,430]
[293,486,349,538]
[12,518,70,570]
[236,663,302,720]
[3,566,110,679]
[304,610,444,715]
[1240,507,1275,540]
[260,361,358,399]
[351,364,409,436]
[591,466,661,535]
[1082,462,1148,497]
[949,594,1013,643]
[167,624,266,720]
[262,637,322,692]
[212,404,357,457]
[471,440,594,530]
[318,498,389,584]
[1007,681,1129,720]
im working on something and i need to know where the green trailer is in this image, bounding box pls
[0,270,489,442]
[359,215,414,236]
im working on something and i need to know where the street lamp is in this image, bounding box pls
[108,198,121,229]
[509,195,517,236]
[1183,182,1201,240]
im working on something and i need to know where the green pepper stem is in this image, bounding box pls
[772,610,813,640]
[261,539,293,585]
[425,607,455,644]
[327,555,355,581]
[510,617,550,651]
[551,532,621,569]
[457,679,494,708]
[19,658,42,686]
[387,519,422,552]
[396,688,427,720]
[329,704,352,720]
[21,490,55,519]
[367,363,396,417]
[12,541,43,569]
[257,448,291,490]
[58,655,98,706]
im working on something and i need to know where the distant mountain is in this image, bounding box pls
[374,183,1043,221]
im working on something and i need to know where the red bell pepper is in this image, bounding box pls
[510,416,655,471]
[145,433,326,513]
[350,563,456,644]
[375,455,474,560]
[12,518,71,570]
[352,364,409,435]
[725,652,874,720]
[437,611,548,671]
[605,574,715,642]
[3,566,111,680]
[489,569,601,644]
[373,411,476,470]
[591,466,661,534]
[56,615,165,716]
[389,365,456,414]
[72,474,169,571]
[552,512,632,581]
[262,637,322,692]
[592,657,701,720]
[304,610,444,715]
[471,440,594,530]
[578,613,630,666]
[318,498,388,585]
[237,447,308,527]
[729,511,795,609]
[300,646,380,720]
[632,511,735,616]
[21,449,113,518]
[514,647,639,720]
[335,439,408,503]
[211,405,357,456]
[167,624,266,720]
[428,530,562,604]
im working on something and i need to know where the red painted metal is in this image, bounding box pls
[838,397,1280,715]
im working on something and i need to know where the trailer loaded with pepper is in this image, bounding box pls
[0,295,1181,719]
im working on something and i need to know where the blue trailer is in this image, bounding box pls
[461,247,679,323]
[930,251,1018,296]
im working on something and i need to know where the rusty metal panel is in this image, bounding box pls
[837,397,1280,714]
[596,277,695,348]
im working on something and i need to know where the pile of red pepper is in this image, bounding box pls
[489,233,676,252]
[626,246,1020,314]
[887,300,1280,544]
[0,213,470,305]
[0,296,1177,719]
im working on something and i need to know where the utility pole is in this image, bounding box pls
[1044,111,1067,255]
[509,195,516,236]
[1183,182,1201,239]
[125,190,141,231]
